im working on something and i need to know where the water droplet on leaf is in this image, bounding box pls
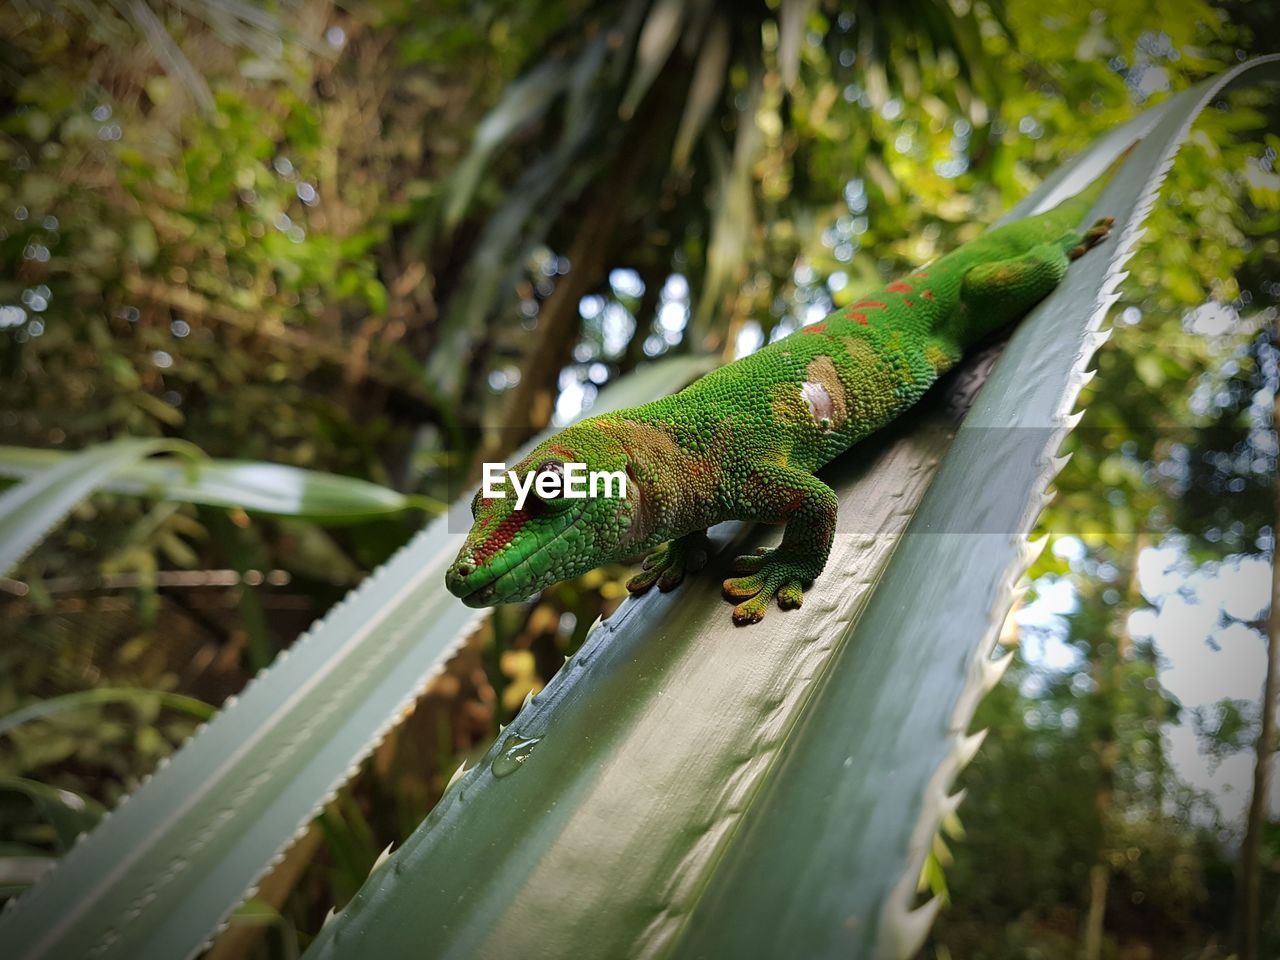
[492,735,541,778]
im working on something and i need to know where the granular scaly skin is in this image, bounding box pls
[446,180,1115,624]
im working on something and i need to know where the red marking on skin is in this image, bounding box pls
[922,290,935,300]
[804,323,828,334]
[886,281,913,293]
[904,298,915,307]
[851,299,886,310]
[849,312,868,325]
[474,509,530,564]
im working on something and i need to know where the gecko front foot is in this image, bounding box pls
[1069,217,1114,260]
[627,531,710,595]
[723,547,814,625]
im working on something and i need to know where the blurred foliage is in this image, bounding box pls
[1,0,1277,957]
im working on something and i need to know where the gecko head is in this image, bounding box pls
[445,422,639,607]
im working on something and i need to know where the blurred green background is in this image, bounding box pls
[1,1,1277,957]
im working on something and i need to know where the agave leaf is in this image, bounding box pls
[673,60,1280,959]
[0,438,186,577]
[300,58,1280,960]
[0,353,715,960]
[0,447,422,525]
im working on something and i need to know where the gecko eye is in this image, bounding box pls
[531,460,573,511]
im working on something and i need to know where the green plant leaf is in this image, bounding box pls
[0,438,186,577]
[0,448,424,525]
[694,64,763,338]
[0,856,57,897]
[297,57,1280,960]
[0,688,216,739]
[0,354,715,960]
[671,14,730,171]
[778,0,816,89]
[0,779,106,852]
[619,0,686,120]
[442,59,570,231]
[224,898,299,960]
[426,33,615,395]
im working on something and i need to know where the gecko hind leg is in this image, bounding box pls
[626,530,710,595]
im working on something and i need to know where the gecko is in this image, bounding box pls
[445,170,1116,624]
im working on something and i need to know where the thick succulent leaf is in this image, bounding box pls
[675,60,1280,959]
[302,58,1280,960]
[0,447,421,524]
[0,438,183,577]
[0,353,715,960]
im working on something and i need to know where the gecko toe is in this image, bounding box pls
[776,580,805,610]
[631,532,709,597]
[723,573,765,602]
[723,549,816,622]
[732,597,769,625]
[729,545,774,574]
[657,565,686,591]
[626,568,660,594]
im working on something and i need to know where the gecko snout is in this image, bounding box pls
[445,559,477,596]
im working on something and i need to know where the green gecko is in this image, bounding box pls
[445,173,1116,624]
